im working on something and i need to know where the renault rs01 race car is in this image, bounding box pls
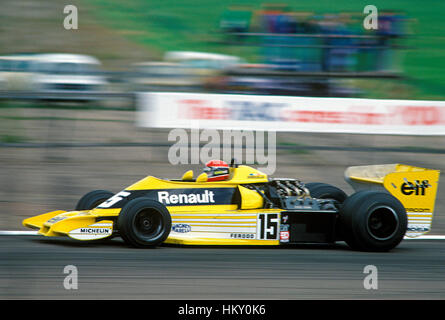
[23,161,440,251]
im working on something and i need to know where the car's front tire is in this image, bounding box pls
[117,198,172,248]
[75,190,114,211]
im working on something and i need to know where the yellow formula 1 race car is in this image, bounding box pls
[23,161,440,251]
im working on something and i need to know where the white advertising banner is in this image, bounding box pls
[137,92,445,135]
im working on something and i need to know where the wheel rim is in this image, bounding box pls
[366,206,399,241]
[133,209,164,240]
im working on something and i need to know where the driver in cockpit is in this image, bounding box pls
[202,160,230,182]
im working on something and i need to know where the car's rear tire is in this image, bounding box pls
[75,190,114,211]
[305,182,347,203]
[339,190,407,252]
[117,198,172,248]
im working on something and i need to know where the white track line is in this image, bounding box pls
[0,231,39,235]
[404,235,445,240]
[1,230,445,240]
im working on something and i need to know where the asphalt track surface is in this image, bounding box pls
[1,235,445,300]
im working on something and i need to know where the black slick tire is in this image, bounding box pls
[305,182,347,203]
[117,198,172,248]
[75,190,114,211]
[339,190,407,252]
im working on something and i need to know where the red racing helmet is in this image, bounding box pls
[203,160,230,182]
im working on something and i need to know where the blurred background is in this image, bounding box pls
[1,0,445,233]
[3,0,445,101]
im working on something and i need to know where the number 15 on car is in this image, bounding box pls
[257,213,279,240]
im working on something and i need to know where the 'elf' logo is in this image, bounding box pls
[401,179,431,196]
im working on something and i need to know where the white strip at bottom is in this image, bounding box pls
[0,231,39,235]
[1,230,445,240]
[404,235,445,240]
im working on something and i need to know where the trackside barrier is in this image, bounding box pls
[137,92,445,135]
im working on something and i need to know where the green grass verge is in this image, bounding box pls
[83,0,445,100]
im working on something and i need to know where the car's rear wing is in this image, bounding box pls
[345,164,440,238]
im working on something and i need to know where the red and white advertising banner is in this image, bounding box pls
[137,92,445,135]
